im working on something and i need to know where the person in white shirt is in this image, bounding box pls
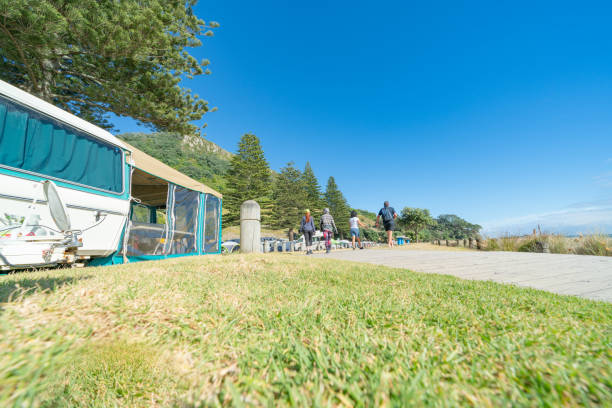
[349,210,366,250]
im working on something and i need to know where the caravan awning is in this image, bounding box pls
[124,142,222,199]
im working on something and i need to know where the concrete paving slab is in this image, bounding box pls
[314,249,612,302]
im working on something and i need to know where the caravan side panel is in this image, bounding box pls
[0,172,129,256]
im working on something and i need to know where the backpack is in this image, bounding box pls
[381,207,394,222]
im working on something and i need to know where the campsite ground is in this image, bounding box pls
[1,254,610,406]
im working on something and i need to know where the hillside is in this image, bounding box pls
[117,132,231,192]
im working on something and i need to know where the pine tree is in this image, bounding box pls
[0,0,218,133]
[324,176,351,238]
[224,134,271,225]
[272,162,306,230]
[301,162,325,219]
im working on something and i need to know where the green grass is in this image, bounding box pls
[0,255,610,407]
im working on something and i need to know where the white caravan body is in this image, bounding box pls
[0,80,130,270]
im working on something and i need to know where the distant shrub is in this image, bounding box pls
[574,234,612,256]
[499,235,521,252]
[482,232,610,257]
[518,238,545,253]
[486,238,500,251]
[546,234,569,254]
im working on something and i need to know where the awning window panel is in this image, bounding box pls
[125,222,167,256]
[203,194,221,253]
[166,185,199,255]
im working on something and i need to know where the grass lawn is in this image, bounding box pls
[0,254,610,407]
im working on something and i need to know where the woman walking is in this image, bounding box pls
[320,208,338,254]
[349,210,365,250]
[300,209,315,255]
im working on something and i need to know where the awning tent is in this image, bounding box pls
[123,142,222,200]
[121,143,223,259]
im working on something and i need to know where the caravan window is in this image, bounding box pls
[0,95,123,193]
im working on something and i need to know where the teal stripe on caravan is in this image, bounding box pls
[0,164,131,200]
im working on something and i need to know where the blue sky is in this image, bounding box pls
[114,1,612,234]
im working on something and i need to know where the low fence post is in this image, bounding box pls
[240,200,261,253]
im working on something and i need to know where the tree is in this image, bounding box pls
[271,162,306,230]
[224,134,271,225]
[324,176,351,238]
[399,208,434,243]
[433,214,481,240]
[301,162,325,219]
[0,0,218,133]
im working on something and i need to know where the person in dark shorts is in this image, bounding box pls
[376,201,398,247]
[300,209,315,255]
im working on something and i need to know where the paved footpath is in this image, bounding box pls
[315,249,612,302]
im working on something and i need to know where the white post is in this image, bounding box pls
[240,200,261,253]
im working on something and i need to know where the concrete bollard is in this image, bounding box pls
[240,200,261,253]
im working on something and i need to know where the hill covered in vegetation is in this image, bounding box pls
[118,132,231,192]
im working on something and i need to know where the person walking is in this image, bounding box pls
[299,209,315,255]
[349,210,365,250]
[376,201,398,247]
[320,208,338,254]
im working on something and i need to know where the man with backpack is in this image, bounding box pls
[376,201,398,247]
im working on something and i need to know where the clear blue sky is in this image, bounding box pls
[114,0,612,234]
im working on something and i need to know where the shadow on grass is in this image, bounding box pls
[0,273,92,310]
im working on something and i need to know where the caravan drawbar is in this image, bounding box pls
[0,79,222,270]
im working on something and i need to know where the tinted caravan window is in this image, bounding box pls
[0,95,123,193]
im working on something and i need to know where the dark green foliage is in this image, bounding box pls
[271,162,306,230]
[324,177,351,238]
[224,134,272,225]
[0,0,217,133]
[361,228,385,242]
[518,238,545,253]
[118,132,230,192]
[399,208,435,243]
[429,214,482,240]
[301,162,325,220]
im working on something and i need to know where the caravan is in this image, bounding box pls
[0,80,222,270]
